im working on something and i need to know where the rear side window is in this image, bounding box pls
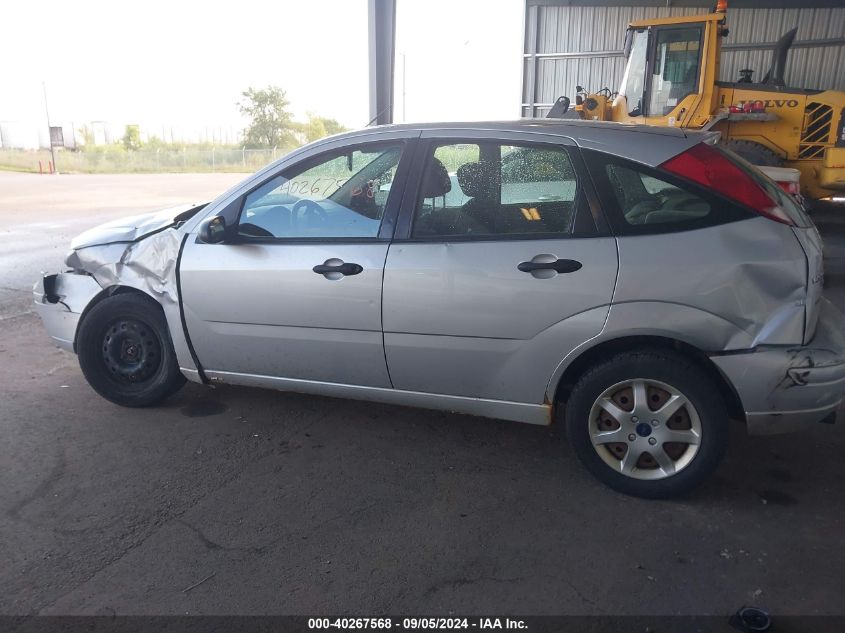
[584,149,752,235]
[412,141,585,239]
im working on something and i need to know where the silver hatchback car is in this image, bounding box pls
[34,120,845,497]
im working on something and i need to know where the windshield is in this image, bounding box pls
[619,29,648,117]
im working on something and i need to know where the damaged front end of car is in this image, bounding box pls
[33,203,207,375]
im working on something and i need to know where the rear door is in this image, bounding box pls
[382,131,619,405]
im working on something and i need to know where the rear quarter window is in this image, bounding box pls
[583,149,754,236]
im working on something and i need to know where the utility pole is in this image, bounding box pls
[367,0,396,125]
[402,53,406,122]
[42,81,58,174]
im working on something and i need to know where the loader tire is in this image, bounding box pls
[721,139,783,167]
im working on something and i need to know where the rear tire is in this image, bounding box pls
[77,293,186,407]
[565,349,728,498]
[720,139,783,167]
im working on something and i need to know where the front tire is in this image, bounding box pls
[77,293,186,407]
[565,349,728,498]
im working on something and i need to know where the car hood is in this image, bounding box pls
[70,202,208,250]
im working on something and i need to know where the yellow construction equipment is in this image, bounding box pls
[557,0,845,204]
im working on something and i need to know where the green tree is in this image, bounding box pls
[301,113,348,143]
[238,86,297,148]
[77,124,95,147]
[122,124,142,151]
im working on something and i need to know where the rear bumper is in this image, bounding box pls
[33,273,103,353]
[711,298,845,435]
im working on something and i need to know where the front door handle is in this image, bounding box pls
[518,258,582,274]
[312,260,363,276]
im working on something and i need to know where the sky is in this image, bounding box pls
[0,0,524,144]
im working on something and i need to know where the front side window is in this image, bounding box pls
[648,27,702,116]
[237,143,403,239]
[412,142,580,238]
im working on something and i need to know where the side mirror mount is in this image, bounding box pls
[198,215,227,244]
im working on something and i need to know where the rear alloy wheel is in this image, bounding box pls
[77,293,186,407]
[589,378,702,480]
[565,350,728,498]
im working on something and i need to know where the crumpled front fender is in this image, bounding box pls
[69,230,184,305]
[35,228,197,373]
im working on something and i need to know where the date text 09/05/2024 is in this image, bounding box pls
[308,618,528,630]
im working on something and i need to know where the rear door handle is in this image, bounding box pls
[518,258,582,274]
[312,261,363,276]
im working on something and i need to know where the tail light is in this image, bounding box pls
[757,166,802,197]
[659,143,796,225]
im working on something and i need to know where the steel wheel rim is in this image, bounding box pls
[101,318,162,385]
[588,378,702,480]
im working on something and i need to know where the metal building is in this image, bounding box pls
[522,0,845,117]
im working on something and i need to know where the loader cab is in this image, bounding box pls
[611,12,724,128]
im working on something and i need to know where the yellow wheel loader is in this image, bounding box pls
[552,0,845,204]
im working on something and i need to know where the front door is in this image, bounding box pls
[382,134,618,404]
[180,140,410,387]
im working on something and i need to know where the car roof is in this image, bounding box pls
[369,118,696,138]
[329,119,706,167]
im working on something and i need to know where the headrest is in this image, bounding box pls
[422,157,451,198]
[456,161,500,199]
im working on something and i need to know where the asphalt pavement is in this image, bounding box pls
[0,172,843,617]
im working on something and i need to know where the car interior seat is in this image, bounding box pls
[455,161,502,233]
[459,161,575,234]
[413,157,472,236]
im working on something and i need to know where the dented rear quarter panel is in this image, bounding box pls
[545,216,812,403]
[608,216,808,350]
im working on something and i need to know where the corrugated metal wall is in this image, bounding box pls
[522,4,845,117]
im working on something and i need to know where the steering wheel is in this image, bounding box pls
[292,199,329,228]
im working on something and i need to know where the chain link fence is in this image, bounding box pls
[0,147,284,174]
